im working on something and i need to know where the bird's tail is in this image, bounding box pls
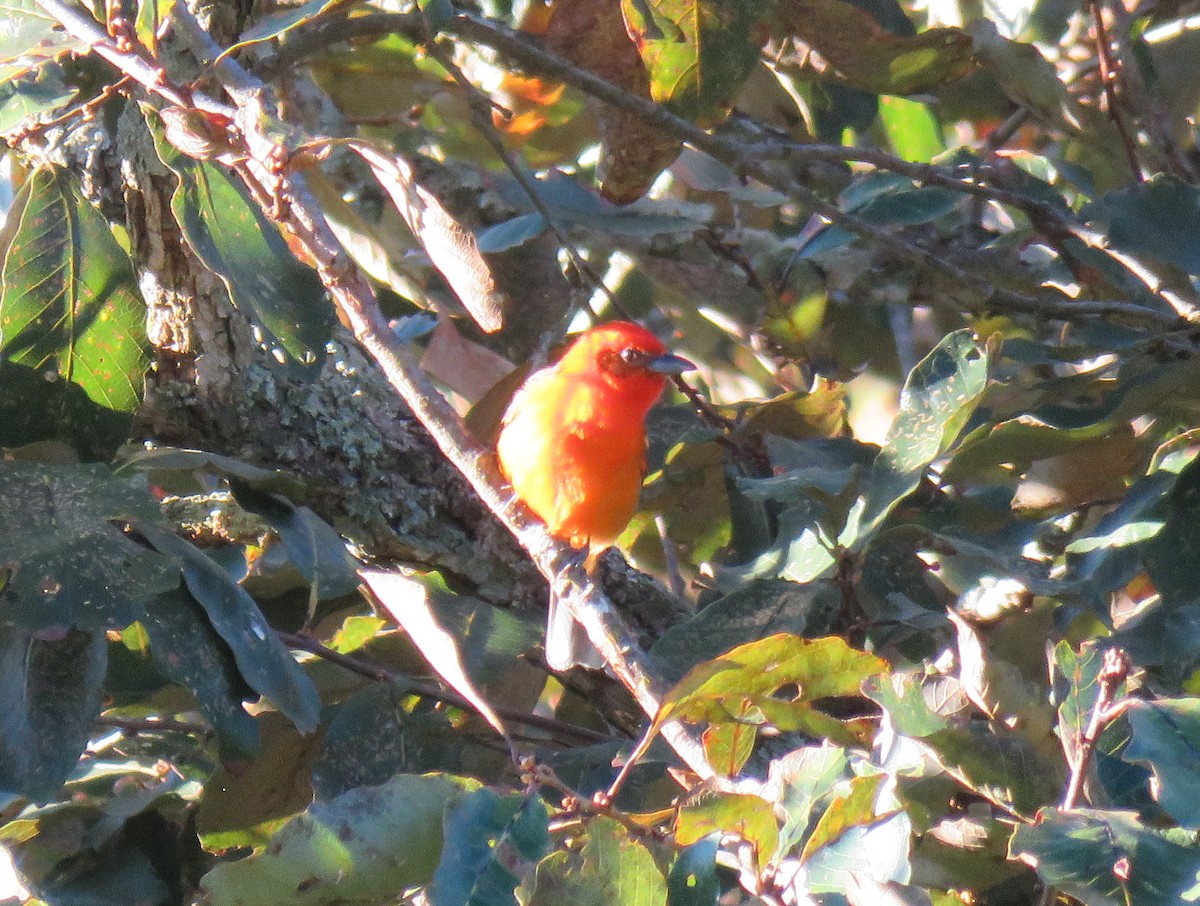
[546,586,607,671]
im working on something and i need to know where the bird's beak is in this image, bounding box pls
[646,352,695,375]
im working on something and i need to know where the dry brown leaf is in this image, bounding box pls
[420,316,515,403]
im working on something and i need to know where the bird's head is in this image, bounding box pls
[558,322,694,413]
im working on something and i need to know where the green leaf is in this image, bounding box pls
[855,186,961,226]
[529,816,668,906]
[924,723,1062,819]
[0,64,74,132]
[802,810,912,894]
[702,720,756,777]
[0,0,82,68]
[0,168,149,451]
[1123,698,1200,827]
[774,0,975,96]
[1086,175,1200,275]
[676,793,778,871]
[148,119,333,372]
[879,96,944,164]
[199,773,478,905]
[504,171,701,237]
[0,461,177,630]
[429,788,549,906]
[134,0,177,52]
[801,773,890,861]
[114,445,308,498]
[944,415,1129,484]
[231,0,343,51]
[141,588,260,759]
[197,711,321,849]
[867,673,1061,817]
[475,213,548,254]
[134,521,321,733]
[621,0,771,126]
[312,682,463,799]
[1142,455,1200,613]
[651,580,838,684]
[667,835,719,906]
[230,484,358,603]
[16,840,171,906]
[1010,809,1200,906]
[966,20,1085,133]
[858,330,990,537]
[0,625,105,800]
[657,634,883,747]
[770,745,850,854]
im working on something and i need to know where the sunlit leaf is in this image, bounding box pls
[621,0,771,126]
[656,634,883,747]
[0,168,149,452]
[529,816,667,906]
[676,792,778,870]
[148,118,333,372]
[858,329,990,537]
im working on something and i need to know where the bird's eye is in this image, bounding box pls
[619,347,641,364]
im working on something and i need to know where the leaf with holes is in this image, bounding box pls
[199,773,478,905]
[857,329,990,538]
[655,634,884,748]
[0,461,177,631]
[621,0,771,126]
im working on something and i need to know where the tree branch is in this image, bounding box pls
[1088,0,1144,183]
[264,10,1193,329]
[277,631,609,745]
[35,0,716,784]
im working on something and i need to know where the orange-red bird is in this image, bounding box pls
[497,321,693,670]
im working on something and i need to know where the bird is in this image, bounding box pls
[496,321,694,671]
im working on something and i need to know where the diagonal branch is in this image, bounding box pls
[34,0,716,783]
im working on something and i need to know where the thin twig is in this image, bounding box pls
[1061,647,1131,811]
[277,630,609,744]
[1088,0,1144,183]
[262,11,1193,329]
[535,763,671,838]
[96,715,212,736]
[1038,647,1131,906]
